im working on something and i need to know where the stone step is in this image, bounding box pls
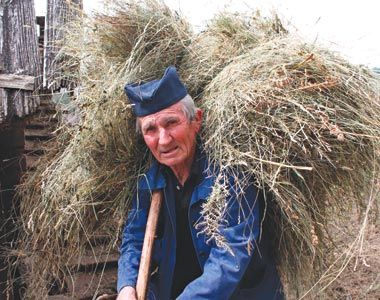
[68,248,119,271]
[25,128,54,140]
[39,96,55,107]
[25,119,57,129]
[25,122,47,130]
[35,106,57,114]
[24,139,44,151]
[28,113,58,123]
[66,268,117,299]
[25,154,40,170]
[96,294,118,300]
[47,296,72,300]
[35,96,57,113]
[24,140,46,156]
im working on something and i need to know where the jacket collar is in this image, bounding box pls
[137,160,166,191]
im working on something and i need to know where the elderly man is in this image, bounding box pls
[117,66,283,300]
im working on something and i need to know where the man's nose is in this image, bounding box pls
[158,128,172,145]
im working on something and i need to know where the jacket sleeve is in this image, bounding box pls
[117,189,150,293]
[178,179,261,300]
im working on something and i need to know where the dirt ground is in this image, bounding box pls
[325,213,379,300]
[283,206,379,300]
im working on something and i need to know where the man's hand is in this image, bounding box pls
[117,286,137,300]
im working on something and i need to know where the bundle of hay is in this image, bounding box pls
[180,12,287,98]
[16,0,191,297]
[200,36,380,294]
[13,0,380,298]
[93,0,191,79]
[62,0,192,83]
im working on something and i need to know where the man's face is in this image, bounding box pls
[139,102,202,171]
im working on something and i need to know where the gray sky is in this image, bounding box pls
[34,0,380,67]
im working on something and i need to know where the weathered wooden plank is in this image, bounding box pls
[0,74,35,90]
[0,0,41,123]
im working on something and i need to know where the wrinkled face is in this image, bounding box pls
[139,102,202,171]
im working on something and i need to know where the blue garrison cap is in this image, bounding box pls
[124,66,188,117]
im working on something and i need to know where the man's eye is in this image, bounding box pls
[167,119,178,126]
[143,126,155,134]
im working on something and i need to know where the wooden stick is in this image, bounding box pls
[136,190,163,300]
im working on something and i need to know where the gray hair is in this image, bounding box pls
[136,94,197,133]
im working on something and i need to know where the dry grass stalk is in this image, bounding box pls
[180,11,287,98]
[200,36,380,294]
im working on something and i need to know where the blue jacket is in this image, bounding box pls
[118,154,283,299]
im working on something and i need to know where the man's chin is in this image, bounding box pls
[159,156,185,169]
[160,159,180,168]
[159,146,180,158]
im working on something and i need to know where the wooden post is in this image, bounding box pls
[136,190,163,300]
[44,0,83,91]
[0,1,40,298]
[0,0,41,124]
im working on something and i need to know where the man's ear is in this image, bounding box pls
[194,108,203,132]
